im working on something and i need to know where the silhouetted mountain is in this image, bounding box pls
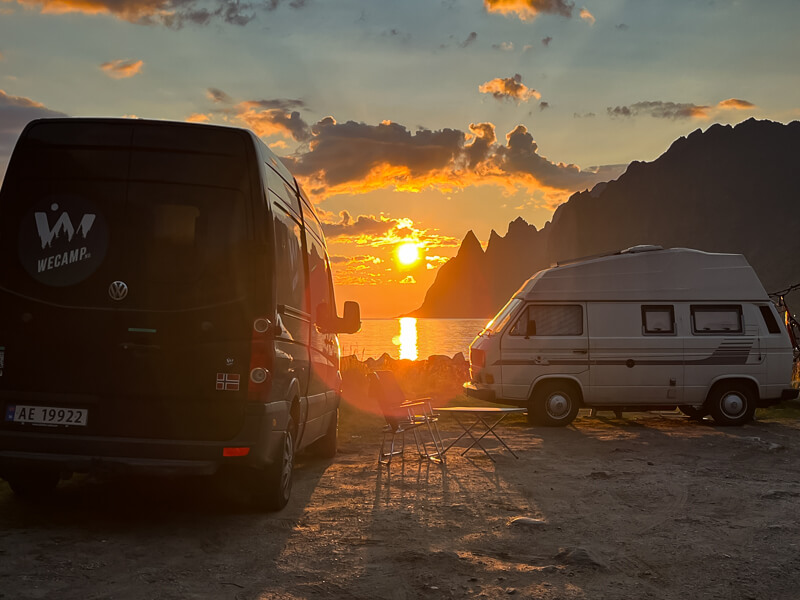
[410,118,800,317]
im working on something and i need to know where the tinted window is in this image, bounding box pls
[273,203,306,312]
[511,305,583,336]
[306,230,333,330]
[125,182,248,308]
[759,305,782,334]
[691,305,743,334]
[642,305,675,335]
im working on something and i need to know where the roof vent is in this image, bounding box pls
[617,245,664,255]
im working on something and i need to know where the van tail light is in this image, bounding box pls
[248,318,273,402]
[470,348,485,380]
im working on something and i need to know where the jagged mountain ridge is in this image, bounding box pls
[409,118,800,318]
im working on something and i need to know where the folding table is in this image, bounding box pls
[437,406,526,461]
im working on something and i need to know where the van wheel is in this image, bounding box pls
[679,405,708,421]
[528,381,580,427]
[250,417,295,511]
[707,385,755,426]
[6,469,60,500]
[309,408,338,459]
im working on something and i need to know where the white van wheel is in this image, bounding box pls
[708,385,755,426]
[528,381,580,427]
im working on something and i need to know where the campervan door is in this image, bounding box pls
[500,303,589,401]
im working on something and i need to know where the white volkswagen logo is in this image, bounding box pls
[108,281,128,301]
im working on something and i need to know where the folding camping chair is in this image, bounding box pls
[369,370,445,465]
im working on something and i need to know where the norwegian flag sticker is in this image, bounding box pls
[216,373,241,391]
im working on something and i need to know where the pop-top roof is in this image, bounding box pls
[517,247,768,302]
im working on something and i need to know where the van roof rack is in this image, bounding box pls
[554,245,664,267]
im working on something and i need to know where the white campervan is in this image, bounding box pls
[464,246,798,426]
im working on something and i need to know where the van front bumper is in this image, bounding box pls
[463,381,497,403]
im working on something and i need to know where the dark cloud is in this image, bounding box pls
[616,23,629,31]
[282,116,622,196]
[484,0,574,20]
[321,211,395,238]
[381,28,411,43]
[288,119,463,186]
[243,98,307,111]
[542,36,553,46]
[9,0,308,28]
[459,32,478,48]
[0,90,67,181]
[207,88,234,103]
[539,101,550,110]
[607,101,711,120]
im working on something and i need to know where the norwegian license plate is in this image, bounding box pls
[5,404,88,427]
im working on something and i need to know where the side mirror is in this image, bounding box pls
[334,301,361,334]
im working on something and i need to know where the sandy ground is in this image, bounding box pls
[2,410,800,600]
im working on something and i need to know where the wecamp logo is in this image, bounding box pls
[35,204,96,249]
[19,196,108,287]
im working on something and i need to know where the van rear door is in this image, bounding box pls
[0,119,258,442]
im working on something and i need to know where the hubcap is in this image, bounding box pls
[546,393,570,419]
[720,392,745,418]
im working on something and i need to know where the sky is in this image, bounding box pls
[1,0,799,317]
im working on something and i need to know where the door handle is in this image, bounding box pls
[572,349,588,354]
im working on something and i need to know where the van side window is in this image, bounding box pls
[758,305,782,334]
[273,203,307,313]
[510,305,583,336]
[642,305,675,335]
[265,164,302,218]
[691,305,743,334]
[305,230,334,331]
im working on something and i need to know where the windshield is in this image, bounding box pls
[481,297,523,335]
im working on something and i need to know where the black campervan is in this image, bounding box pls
[0,118,360,510]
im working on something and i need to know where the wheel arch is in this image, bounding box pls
[704,376,760,406]
[528,375,586,406]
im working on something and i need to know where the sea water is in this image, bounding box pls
[339,318,487,361]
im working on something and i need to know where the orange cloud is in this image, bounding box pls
[321,211,459,250]
[185,113,211,123]
[484,0,573,21]
[718,98,756,110]
[100,58,144,79]
[4,0,296,27]
[579,7,594,24]
[479,74,541,103]
[236,102,310,141]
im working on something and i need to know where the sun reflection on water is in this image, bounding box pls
[391,317,418,360]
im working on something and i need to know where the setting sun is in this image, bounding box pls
[396,241,421,266]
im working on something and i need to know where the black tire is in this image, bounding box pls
[250,417,295,511]
[678,405,708,421]
[309,407,338,459]
[707,384,756,426]
[6,469,60,500]
[528,381,580,427]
